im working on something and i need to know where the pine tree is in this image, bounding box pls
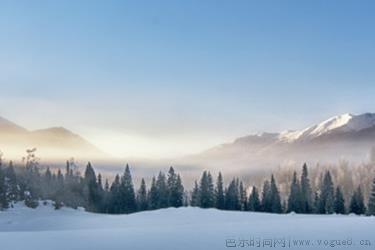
[334,186,346,214]
[287,172,301,213]
[97,174,105,212]
[5,161,18,203]
[53,168,65,210]
[270,175,282,213]
[199,171,215,208]
[215,172,225,209]
[83,162,101,212]
[367,177,375,215]
[319,171,335,214]
[44,167,52,183]
[350,186,366,215]
[65,161,73,181]
[313,191,320,213]
[190,180,200,207]
[207,172,215,206]
[102,179,110,213]
[0,165,9,210]
[109,174,121,213]
[23,148,41,206]
[239,181,247,211]
[261,180,272,212]
[148,176,159,210]
[155,172,168,208]
[56,169,64,188]
[97,174,103,190]
[174,175,184,207]
[167,167,184,207]
[105,179,110,192]
[225,178,240,210]
[248,186,261,212]
[120,164,137,213]
[137,178,148,211]
[300,163,313,213]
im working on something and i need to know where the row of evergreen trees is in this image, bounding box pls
[1,157,375,216]
[0,156,185,214]
[286,164,367,215]
[191,164,374,215]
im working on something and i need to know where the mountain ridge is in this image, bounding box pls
[187,112,375,171]
[279,113,375,142]
[0,116,108,161]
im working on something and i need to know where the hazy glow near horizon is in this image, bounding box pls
[1,1,375,158]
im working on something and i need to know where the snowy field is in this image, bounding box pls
[0,202,374,250]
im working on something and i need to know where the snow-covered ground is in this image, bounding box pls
[0,202,374,250]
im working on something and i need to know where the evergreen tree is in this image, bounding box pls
[0,165,9,209]
[83,162,101,212]
[239,181,247,211]
[174,175,184,206]
[270,175,282,213]
[65,161,73,180]
[137,178,148,211]
[248,186,261,212]
[102,179,110,213]
[120,164,137,213]
[287,172,301,213]
[261,180,272,212]
[5,161,18,203]
[319,171,335,214]
[313,191,320,213]
[199,171,215,208]
[97,174,103,190]
[190,181,200,207]
[167,167,184,207]
[57,169,64,187]
[215,172,225,209]
[3,155,373,216]
[300,163,313,213]
[207,172,215,206]
[44,167,52,183]
[105,179,110,192]
[155,172,168,208]
[23,148,42,205]
[148,177,159,210]
[350,186,366,215]
[225,178,240,210]
[334,186,346,214]
[367,177,375,215]
[52,168,65,209]
[97,174,105,212]
[109,174,121,213]
[22,151,40,208]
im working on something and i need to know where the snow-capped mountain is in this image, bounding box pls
[279,113,375,142]
[188,113,375,171]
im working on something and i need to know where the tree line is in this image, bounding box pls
[0,155,375,216]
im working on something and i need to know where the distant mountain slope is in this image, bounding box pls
[279,113,375,142]
[0,116,108,161]
[0,116,28,134]
[187,113,375,171]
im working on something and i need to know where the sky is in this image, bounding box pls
[0,0,375,158]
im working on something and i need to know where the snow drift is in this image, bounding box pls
[0,201,374,250]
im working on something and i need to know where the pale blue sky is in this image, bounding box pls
[0,0,374,157]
